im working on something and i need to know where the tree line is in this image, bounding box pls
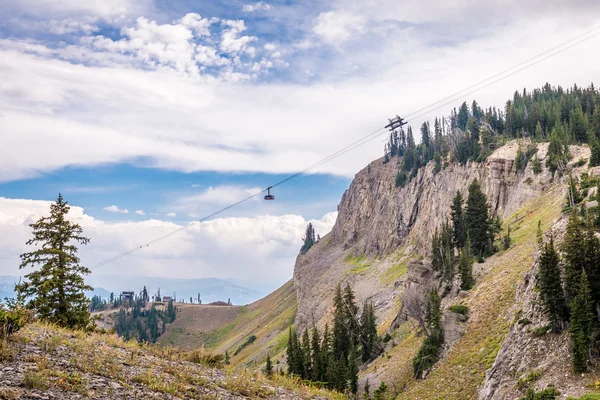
[114,293,177,343]
[285,283,383,395]
[538,210,600,372]
[387,83,600,186]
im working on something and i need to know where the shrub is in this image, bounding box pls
[531,325,551,337]
[185,349,225,368]
[516,370,542,389]
[520,386,560,400]
[234,335,257,356]
[0,308,30,340]
[395,171,408,188]
[575,158,587,167]
[518,318,532,326]
[382,333,392,343]
[448,304,469,316]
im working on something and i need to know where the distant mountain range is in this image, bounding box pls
[0,275,261,305]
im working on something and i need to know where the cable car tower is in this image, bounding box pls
[385,115,407,133]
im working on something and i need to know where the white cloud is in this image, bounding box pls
[104,205,129,214]
[176,186,263,211]
[166,212,177,217]
[313,11,366,45]
[220,20,257,55]
[0,197,337,287]
[1,7,600,183]
[1,0,147,19]
[242,2,273,12]
[135,210,145,215]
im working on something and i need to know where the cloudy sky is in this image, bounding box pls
[1,0,599,296]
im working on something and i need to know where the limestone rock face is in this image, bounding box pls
[293,141,555,332]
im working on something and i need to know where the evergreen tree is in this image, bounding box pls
[457,102,469,131]
[301,223,316,254]
[451,190,466,249]
[360,300,379,362]
[348,343,359,394]
[332,284,349,362]
[569,270,594,372]
[15,194,92,330]
[413,289,444,378]
[584,229,600,307]
[373,382,388,400]
[563,213,586,301]
[142,286,149,303]
[225,350,230,365]
[265,353,273,377]
[311,326,323,381]
[302,329,312,379]
[459,237,475,290]
[363,380,371,400]
[465,179,492,256]
[343,283,360,347]
[538,238,569,329]
[590,139,600,167]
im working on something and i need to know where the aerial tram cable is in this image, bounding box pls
[89,25,600,271]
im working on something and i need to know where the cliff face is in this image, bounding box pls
[294,141,555,333]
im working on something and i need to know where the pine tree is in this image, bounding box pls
[465,179,492,256]
[348,343,359,394]
[538,238,569,329]
[536,220,544,250]
[590,139,600,167]
[332,284,349,362]
[15,194,92,330]
[373,382,388,400]
[343,283,360,347]
[563,213,586,302]
[360,300,379,362]
[459,237,475,290]
[584,229,600,306]
[311,326,323,381]
[265,353,273,377]
[569,270,594,372]
[451,191,466,249]
[225,350,230,365]
[301,223,316,254]
[302,329,312,379]
[457,102,469,131]
[363,380,371,400]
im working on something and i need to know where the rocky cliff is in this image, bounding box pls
[294,141,555,333]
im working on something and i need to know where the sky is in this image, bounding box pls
[1,0,599,296]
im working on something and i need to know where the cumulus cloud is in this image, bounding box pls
[104,205,129,214]
[220,20,257,55]
[242,2,273,12]
[135,210,146,215]
[0,197,337,287]
[313,11,366,45]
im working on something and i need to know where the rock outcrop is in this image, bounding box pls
[294,141,556,332]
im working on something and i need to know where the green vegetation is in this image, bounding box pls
[233,335,256,356]
[15,194,93,330]
[412,289,443,378]
[115,295,177,343]
[301,223,316,255]
[448,304,469,316]
[287,284,382,394]
[516,370,543,389]
[381,260,408,284]
[520,387,560,400]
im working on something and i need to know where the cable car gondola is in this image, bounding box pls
[264,187,275,200]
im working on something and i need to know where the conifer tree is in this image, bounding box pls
[311,326,323,381]
[465,179,492,256]
[451,191,466,249]
[570,270,594,372]
[301,223,316,254]
[458,237,475,290]
[363,380,371,400]
[360,300,379,362]
[332,284,349,362]
[343,283,360,347]
[584,229,600,306]
[590,139,600,167]
[457,102,469,131]
[15,194,92,330]
[538,238,569,329]
[265,353,273,377]
[348,343,359,394]
[302,329,312,379]
[563,213,586,301]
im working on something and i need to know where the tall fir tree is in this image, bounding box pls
[15,194,92,330]
[360,300,379,362]
[348,343,359,394]
[450,190,467,249]
[563,213,586,302]
[311,326,323,382]
[569,270,594,373]
[538,238,569,329]
[465,179,492,256]
[301,223,316,254]
[265,353,273,377]
[457,102,470,131]
[458,237,475,290]
[332,284,349,362]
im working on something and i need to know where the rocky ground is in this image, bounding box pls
[0,322,343,400]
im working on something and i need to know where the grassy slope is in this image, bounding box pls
[386,184,565,399]
[200,279,298,370]
[1,321,344,399]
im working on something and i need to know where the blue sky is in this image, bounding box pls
[1,0,599,294]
